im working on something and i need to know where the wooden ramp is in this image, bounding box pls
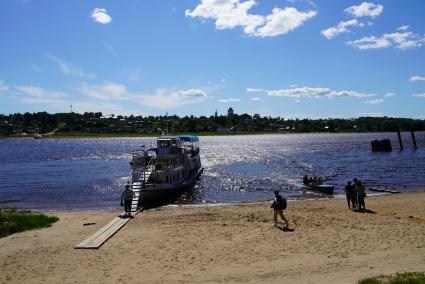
[75,216,131,249]
[75,182,144,249]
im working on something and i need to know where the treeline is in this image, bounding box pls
[1,111,425,135]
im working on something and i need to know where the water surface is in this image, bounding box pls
[0,132,424,210]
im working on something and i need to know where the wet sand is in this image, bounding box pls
[1,192,424,284]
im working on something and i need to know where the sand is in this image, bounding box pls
[1,192,424,284]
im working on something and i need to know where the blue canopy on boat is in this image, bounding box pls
[177,135,199,142]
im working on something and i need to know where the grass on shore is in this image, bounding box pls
[0,208,59,238]
[359,272,425,284]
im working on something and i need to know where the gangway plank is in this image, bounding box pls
[75,183,143,249]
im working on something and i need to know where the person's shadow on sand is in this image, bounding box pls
[277,226,295,232]
[352,208,377,214]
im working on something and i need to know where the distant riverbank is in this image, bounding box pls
[0,130,416,139]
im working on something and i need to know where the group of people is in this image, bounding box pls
[303,175,324,185]
[344,178,366,211]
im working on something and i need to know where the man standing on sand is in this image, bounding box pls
[357,180,366,211]
[271,190,289,228]
[121,184,135,217]
[345,181,354,209]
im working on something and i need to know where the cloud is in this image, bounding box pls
[218,98,241,103]
[0,80,9,94]
[364,98,384,104]
[91,8,112,24]
[47,54,95,79]
[344,2,383,18]
[249,97,262,101]
[413,93,425,98]
[409,75,425,82]
[79,82,128,100]
[266,86,376,99]
[78,82,208,109]
[253,7,316,37]
[246,88,264,93]
[397,25,410,31]
[14,85,66,99]
[321,19,364,39]
[185,1,316,37]
[385,92,396,97]
[135,89,208,109]
[178,89,207,97]
[347,27,425,50]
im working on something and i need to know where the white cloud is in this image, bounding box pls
[14,85,66,99]
[186,1,316,37]
[78,82,208,109]
[409,75,425,82]
[91,8,112,24]
[135,89,208,109]
[321,19,364,39]
[385,92,396,97]
[253,7,316,37]
[218,98,241,103]
[344,2,383,18]
[397,25,410,31]
[0,80,9,94]
[364,98,384,104]
[347,27,425,50]
[266,86,376,99]
[178,89,207,97]
[246,87,264,93]
[47,54,95,79]
[413,93,425,98]
[79,82,127,101]
[249,97,262,101]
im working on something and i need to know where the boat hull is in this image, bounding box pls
[138,167,203,205]
[300,183,334,195]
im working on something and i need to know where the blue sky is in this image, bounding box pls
[0,0,425,118]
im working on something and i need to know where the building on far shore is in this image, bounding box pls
[227,107,234,118]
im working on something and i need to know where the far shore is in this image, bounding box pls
[0,130,418,139]
[1,192,424,284]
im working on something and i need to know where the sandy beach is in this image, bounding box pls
[1,192,424,284]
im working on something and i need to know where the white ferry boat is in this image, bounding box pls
[128,135,203,206]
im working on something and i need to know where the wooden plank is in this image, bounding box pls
[75,216,130,249]
[76,217,122,247]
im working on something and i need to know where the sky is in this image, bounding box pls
[0,0,425,119]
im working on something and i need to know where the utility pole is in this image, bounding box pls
[70,104,73,113]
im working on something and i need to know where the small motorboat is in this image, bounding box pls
[300,183,334,195]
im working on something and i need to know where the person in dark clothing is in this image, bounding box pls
[357,180,366,211]
[345,181,354,209]
[352,178,359,209]
[121,184,135,217]
[303,175,309,185]
[271,190,289,228]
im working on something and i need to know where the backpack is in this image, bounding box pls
[272,195,287,210]
[281,197,287,210]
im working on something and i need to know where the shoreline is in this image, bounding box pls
[7,188,425,212]
[1,130,421,139]
[1,192,424,284]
